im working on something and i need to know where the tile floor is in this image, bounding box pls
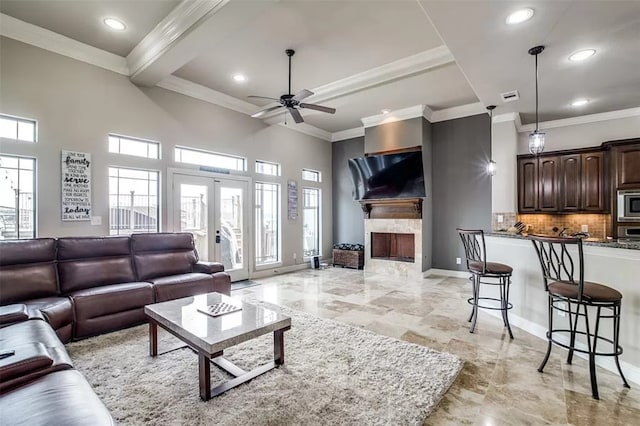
[233,267,640,426]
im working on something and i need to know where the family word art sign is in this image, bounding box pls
[61,150,91,221]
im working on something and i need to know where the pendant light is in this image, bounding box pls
[528,45,545,155]
[486,105,497,176]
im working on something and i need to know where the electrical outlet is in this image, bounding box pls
[497,215,504,223]
[456,257,461,265]
[557,301,567,317]
[581,224,588,232]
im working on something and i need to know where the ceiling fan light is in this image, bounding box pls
[528,130,545,155]
[506,8,534,25]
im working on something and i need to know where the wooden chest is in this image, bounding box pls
[332,249,364,269]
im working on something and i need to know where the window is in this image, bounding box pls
[175,146,246,171]
[108,134,159,159]
[302,168,321,182]
[255,182,280,265]
[0,114,36,142]
[255,160,281,176]
[302,187,320,257]
[0,155,36,239]
[108,167,159,235]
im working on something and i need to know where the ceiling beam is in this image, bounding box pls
[128,0,276,86]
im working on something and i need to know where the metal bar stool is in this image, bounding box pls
[529,235,630,400]
[457,229,514,339]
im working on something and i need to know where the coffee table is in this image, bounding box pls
[144,292,291,401]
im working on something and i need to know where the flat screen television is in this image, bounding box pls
[348,151,425,200]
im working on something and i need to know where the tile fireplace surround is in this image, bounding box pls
[364,218,423,279]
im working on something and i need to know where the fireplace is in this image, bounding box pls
[371,232,415,263]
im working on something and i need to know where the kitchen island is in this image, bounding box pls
[481,232,640,385]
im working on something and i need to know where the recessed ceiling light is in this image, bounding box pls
[506,8,534,25]
[571,98,590,107]
[232,74,247,83]
[381,109,391,114]
[104,18,126,31]
[569,49,596,62]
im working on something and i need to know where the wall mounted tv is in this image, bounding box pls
[348,150,425,200]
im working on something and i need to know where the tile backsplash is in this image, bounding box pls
[517,214,610,239]
[492,212,517,231]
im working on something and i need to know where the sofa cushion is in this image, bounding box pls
[0,239,58,305]
[131,233,197,280]
[0,370,115,425]
[70,282,154,320]
[193,261,225,274]
[57,237,137,293]
[150,273,214,302]
[23,297,73,333]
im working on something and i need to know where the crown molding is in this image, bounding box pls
[127,0,229,82]
[422,105,434,122]
[276,122,332,142]
[361,105,426,128]
[429,102,486,123]
[259,46,454,120]
[157,75,256,115]
[492,112,522,130]
[0,13,129,75]
[331,127,365,142]
[518,107,640,133]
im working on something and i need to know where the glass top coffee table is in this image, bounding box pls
[144,292,291,401]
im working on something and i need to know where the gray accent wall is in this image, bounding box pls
[332,136,365,244]
[421,118,433,271]
[364,117,423,154]
[432,113,492,271]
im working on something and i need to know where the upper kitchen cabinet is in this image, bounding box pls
[612,143,640,189]
[517,150,608,213]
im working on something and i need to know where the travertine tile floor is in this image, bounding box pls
[233,268,640,425]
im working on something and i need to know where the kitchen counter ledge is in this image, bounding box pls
[486,232,640,251]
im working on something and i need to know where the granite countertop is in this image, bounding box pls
[485,232,640,251]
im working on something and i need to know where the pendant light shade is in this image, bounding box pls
[528,45,545,155]
[487,105,497,176]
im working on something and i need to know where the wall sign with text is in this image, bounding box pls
[61,150,91,221]
[287,179,298,220]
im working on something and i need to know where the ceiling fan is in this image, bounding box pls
[249,49,336,124]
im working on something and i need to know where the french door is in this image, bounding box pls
[171,172,249,282]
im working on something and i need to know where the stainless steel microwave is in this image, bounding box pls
[617,190,640,221]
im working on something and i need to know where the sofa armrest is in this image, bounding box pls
[0,304,29,325]
[0,343,54,383]
[193,261,225,274]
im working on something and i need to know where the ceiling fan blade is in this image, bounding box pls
[251,104,283,118]
[247,95,280,101]
[287,107,304,123]
[299,103,336,114]
[292,89,314,102]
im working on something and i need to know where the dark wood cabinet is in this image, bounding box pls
[615,145,640,189]
[518,150,607,213]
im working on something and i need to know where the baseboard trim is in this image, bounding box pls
[425,268,640,386]
[250,262,310,279]
[424,268,469,279]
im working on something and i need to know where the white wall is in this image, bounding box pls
[491,120,518,212]
[0,37,333,272]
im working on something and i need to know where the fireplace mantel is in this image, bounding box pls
[359,198,423,219]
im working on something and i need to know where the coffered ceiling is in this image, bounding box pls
[1,0,638,138]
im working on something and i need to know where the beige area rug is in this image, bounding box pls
[67,303,462,425]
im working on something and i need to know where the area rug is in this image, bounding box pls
[230,279,262,291]
[67,303,462,425]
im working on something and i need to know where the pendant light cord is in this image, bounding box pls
[535,52,539,132]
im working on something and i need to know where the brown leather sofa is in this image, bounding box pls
[0,232,231,425]
[0,232,231,341]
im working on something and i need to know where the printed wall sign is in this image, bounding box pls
[61,150,91,221]
[287,179,298,220]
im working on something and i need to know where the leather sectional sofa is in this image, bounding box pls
[0,232,231,425]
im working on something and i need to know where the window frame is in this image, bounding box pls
[108,133,160,159]
[302,168,322,183]
[0,154,37,239]
[0,113,38,143]
[301,186,321,259]
[254,181,282,267]
[174,146,246,172]
[255,159,281,177]
[108,166,161,236]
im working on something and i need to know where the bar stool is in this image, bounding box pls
[529,235,630,400]
[457,229,514,339]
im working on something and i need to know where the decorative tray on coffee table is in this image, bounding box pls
[198,302,242,317]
